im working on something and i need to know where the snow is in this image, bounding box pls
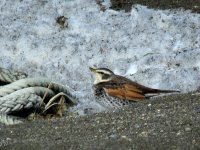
[0,0,200,114]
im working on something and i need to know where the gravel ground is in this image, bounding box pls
[0,92,200,149]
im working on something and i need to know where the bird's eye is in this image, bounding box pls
[99,72,104,74]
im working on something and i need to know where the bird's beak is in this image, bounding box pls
[89,67,97,73]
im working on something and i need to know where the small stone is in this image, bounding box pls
[6,138,11,141]
[121,135,132,141]
[134,124,140,128]
[177,131,181,135]
[140,131,148,137]
[185,127,191,132]
[108,133,119,139]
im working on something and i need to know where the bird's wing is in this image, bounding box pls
[103,83,145,101]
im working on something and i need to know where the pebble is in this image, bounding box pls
[185,127,191,132]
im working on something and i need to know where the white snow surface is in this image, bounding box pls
[0,0,200,114]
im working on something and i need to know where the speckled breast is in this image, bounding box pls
[93,85,134,109]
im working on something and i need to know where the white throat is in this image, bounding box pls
[93,73,111,84]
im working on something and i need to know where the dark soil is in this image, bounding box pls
[110,0,200,13]
[0,92,200,149]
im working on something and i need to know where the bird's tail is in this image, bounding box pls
[144,88,180,99]
[147,88,180,94]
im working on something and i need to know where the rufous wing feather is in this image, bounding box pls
[103,84,145,101]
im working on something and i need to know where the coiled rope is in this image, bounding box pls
[0,68,78,125]
[0,68,27,84]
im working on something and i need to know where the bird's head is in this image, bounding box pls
[89,67,114,84]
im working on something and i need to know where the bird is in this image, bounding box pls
[89,67,180,108]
